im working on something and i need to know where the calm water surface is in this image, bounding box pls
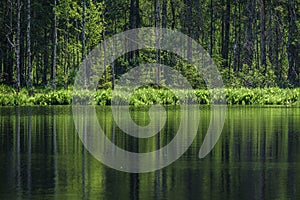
[0,106,300,199]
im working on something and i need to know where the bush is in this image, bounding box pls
[0,84,299,106]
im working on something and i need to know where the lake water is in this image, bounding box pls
[0,106,300,199]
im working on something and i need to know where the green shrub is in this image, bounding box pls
[0,84,300,106]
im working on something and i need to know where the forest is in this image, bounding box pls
[0,0,299,105]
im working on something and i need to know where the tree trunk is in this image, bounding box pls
[155,0,161,84]
[223,0,230,69]
[43,28,48,86]
[129,0,136,30]
[242,0,254,68]
[111,43,115,90]
[237,2,242,71]
[210,0,213,56]
[135,0,140,58]
[36,54,39,86]
[186,0,193,60]
[162,0,167,66]
[6,1,14,85]
[27,0,33,95]
[221,0,231,69]
[15,0,21,92]
[52,0,57,90]
[162,0,167,30]
[170,0,176,30]
[129,0,136,62]
[20,29,25,87]
[287,0,299,85]
[101,0,106,83]
[82,0,86,89]
[260,0,267,73]
[128,0,140,63]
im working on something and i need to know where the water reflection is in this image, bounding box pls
[0,106,299,199]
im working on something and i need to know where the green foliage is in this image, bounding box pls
[221,64,277,88]
[1,0,299,91]
[130,88,179,105]
[226,88,299,105]
[94,90,112,105]
[0,85,300,106]
[0,85,72,106]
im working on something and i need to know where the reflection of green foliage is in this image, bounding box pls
[3,105,300,199]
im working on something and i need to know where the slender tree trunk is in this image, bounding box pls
[102,0,107,84]
[27,0,33,95]
[170,0,176,30]
[15,0,21,92]
[210,0,213,56]
[221,0,231,69]
[82,0,86,89]
[52,0,57,90]
[128,0,140,64]
[275,23,281,84]
[243,0,254,68]
[287,0,299,85]
[129,0,136,30]
[237,2,242,71]
[0,22,2,76]
[160,0,167,81]
[102,31,107,84]
[186,0,192,60]
[20,32,26,87]
[43,28,48,86]
[223,0,230,69]
[63,0,69,90]
[76,20,80,69]
[162,0,167,66]
[135,0,140,58]
[129,0,135,63]
[6,1,14,85]
[260,0,267,73]
[162,0,167,30]
[155,0,161,84]
[63,34,67,89]
[65,34,70,89]
[111,43,115,90]
[254,0,259,70]
[36,54,39,86]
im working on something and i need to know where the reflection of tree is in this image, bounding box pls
[16,107,21,196]
[130,173,139,200]
[82,106,87,199]
[52,107,58,199]
[27,108,32,198]
[3,107,300,198]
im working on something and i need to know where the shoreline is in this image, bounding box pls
[0,85,299,106]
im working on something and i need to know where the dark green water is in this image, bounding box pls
[0,106,300,199]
